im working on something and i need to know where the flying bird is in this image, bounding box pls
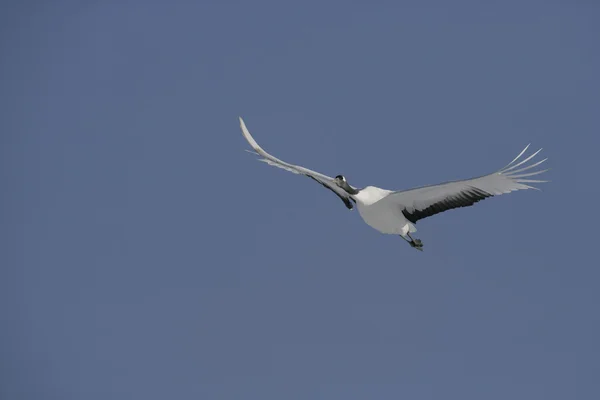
[239,118,548,250]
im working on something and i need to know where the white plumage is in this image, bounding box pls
[239,117,548,250]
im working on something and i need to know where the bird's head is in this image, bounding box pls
[334,174,346,184]
[334,175,359,195]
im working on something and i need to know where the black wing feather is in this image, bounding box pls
[401,187,492,223]
[306,176,354,210]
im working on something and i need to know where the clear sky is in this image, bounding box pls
[2,1,599,399]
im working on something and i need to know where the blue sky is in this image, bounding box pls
[2,1,599,399]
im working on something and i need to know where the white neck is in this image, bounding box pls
[352,186,392,206]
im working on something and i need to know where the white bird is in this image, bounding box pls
[239,117,548,250]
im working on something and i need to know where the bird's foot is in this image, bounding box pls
[410,239,423,251]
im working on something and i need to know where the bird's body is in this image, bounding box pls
[239,117,548,250]
[353,187,416,236]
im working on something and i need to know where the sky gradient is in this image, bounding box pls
[2,1,599,399]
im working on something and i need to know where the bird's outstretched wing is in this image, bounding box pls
[381,145,549,223]
[239,117,356,209]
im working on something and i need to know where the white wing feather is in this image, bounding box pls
[239,117,355,208]
[382,145,548,222]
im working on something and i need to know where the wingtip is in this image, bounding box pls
[238,116,250,135]
[500,144,531,171]
[237,116,264,154]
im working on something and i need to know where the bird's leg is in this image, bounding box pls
[406,233,423,251]
[399,235,423,251]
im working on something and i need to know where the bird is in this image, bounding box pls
[239,117,548,251]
